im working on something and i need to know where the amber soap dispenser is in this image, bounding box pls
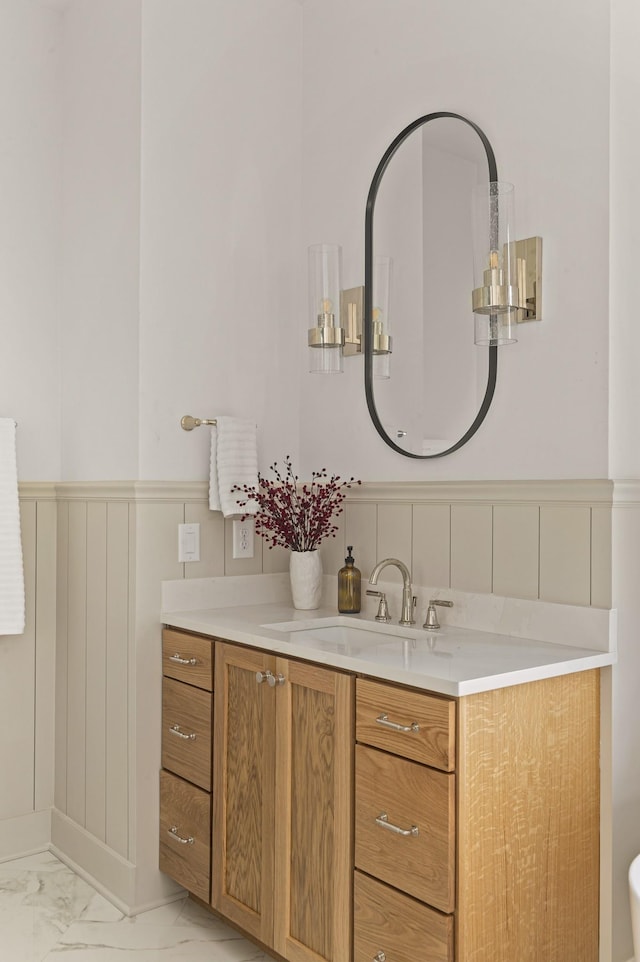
[338,546,361,613]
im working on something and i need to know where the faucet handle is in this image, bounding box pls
[423,599,453,631]
[366,589,391,623]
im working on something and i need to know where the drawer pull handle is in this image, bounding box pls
[376,713,419,734]
[169,724,196,741]
[375,812,419,837]
[168,826,194,845]
[374,954,387,962]
[169,653,197,666]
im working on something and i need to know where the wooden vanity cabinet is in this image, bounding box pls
[212,640,354,962]
[160,627,601,962]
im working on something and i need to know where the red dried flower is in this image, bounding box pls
[232,456,361,552]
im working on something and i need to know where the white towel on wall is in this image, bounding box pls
[0,419,24,635]
[209,417,259,517]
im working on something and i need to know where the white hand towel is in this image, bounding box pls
[209,417,259,517]
[0,419,24,635]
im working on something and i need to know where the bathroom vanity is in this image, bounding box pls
[159,604,612,962]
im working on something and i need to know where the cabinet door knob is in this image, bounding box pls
[256,670,273,684]
[374,953,387,962]
[267,672,286,687]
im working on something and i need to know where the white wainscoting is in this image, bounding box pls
[0,484,56,861]
[326,479,613,610]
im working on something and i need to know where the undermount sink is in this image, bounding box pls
[262,616,438,654]
[261,616,458,670]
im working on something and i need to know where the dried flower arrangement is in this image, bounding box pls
[233,456,360,552]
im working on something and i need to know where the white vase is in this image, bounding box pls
[289,550,323,610]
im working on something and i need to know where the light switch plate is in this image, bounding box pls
[178,522,200,562]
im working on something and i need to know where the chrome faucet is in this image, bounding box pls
[368,558,416,627]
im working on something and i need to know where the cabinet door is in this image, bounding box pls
[273,658,354,962]
[212,643,276,945]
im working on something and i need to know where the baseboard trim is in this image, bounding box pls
[51,809,136,912]
[50,809,185,916]
[0,810,51,861]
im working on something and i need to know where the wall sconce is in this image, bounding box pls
[308,243,344,374]
[307,244,392,375]
[471,181,542,346]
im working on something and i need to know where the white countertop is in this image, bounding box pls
[162,601,615,697]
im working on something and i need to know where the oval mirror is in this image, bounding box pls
[364,112,498,458]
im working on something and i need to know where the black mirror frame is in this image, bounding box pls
[364,112,498,459]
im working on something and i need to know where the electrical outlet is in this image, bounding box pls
[233,519,254,559]
[178,522,200,562]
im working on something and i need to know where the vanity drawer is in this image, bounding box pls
[159,770,211,903]
[356,677,455,771]
[162,677,212,790]
[355,744,455,913]
[162,628,213,691]
[354,871,454,962]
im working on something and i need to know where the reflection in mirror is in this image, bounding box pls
[365,113,498,458]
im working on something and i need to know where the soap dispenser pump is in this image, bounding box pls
[338,546,361,614]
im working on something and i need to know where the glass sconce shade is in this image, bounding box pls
[372,255,392,378]
[308,243,345,373]
[373,353,391,379]
[473,311,515,347]
[309,343,344,374]
[472,181,518,345]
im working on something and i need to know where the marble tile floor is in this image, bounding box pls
[0,852,276,961]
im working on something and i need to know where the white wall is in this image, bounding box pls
[609,3,640,960]
[6,0,611,487]
[300,0,610,482]
[610,0,640,478]
[0,2,61,481]
[610,495,640,962]
[11,0,302,486]
[138,0,302,482]
[59,0,141,482]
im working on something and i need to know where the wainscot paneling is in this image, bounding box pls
[0,485,56,860]
[342,480,613,609]
[492,504,540,600]
[450,504,493,594]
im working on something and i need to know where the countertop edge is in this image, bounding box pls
[162,606,616,698]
